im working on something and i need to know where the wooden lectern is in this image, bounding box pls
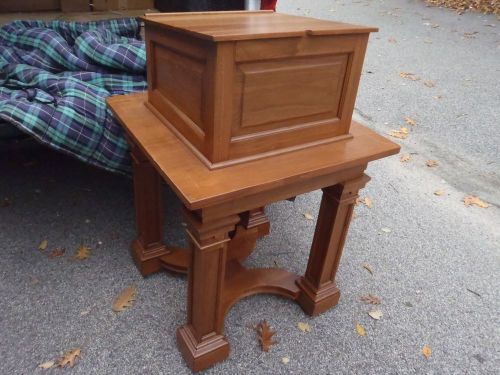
[108,11,399,372]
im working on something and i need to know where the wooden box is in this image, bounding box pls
[142,11,377,169]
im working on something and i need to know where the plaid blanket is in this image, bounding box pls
[0,18,148,174]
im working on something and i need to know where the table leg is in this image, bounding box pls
[130,145,170,276]
[297,174,370,316]
[177,208,240,372]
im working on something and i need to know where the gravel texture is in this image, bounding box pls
[1,1,499,374]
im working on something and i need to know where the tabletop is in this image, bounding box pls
[108,92,399,210]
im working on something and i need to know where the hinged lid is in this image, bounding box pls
[141,11,378,42]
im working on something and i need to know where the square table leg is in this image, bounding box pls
[177,208,240,372]
[129,145,171,276]
[297,174,371,316]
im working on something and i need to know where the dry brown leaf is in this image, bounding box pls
[113,286,137,312]
[426,160,438,168]
[363,263,374,275]
[74,245,91,260]
[57,348,81,368]
[368,310,383,320]
[404,117,417,126]
[400,154,411,162]
[422,345,432,359]
[38,240,48,251]
[399,72,420,81]
[357,197,373,208]
[303,213,314,220]
[297,322,311,333]
[463,196,489,208]
[48,248,65,258]
[424,80,435,88]
[356,323,366,336]
[389,128,409,139]
[38,360,55,369]
[1,197,11,207]
[255,320,277,352]
[360,294,381,305]
[434,190,446,196]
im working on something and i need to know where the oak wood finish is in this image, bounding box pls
[142,11,377,169]
[108,93,399,372]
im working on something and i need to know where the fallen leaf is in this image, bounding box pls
[404,117,417,126]
[303,213,314,220]
[281,357,290,364]
[74,245,91,260]
[360,294,381,305]
[57,348,81,368]
[297,322,311,333]
[463,196,489,208]
[38,240,48,251]
[434,190,445,196]
[356,323,366,336]
[368,310,383,320]
[400,154,411,162]
[399,72,420,81]
[426,160,438,167]
[431,23,439,28]
[255,320,277,352]
[80,308,92,316]
[0,197,11,207]
[48,248,65,258]
[434,95,444,100]
[359,197,373,208]
[404,301,413,307]
[424,80,435,88]
[112,286,137,312]
[389,128,409,139]
[38,360,55,369]
[424,38,433,44]
[363,263,373,275]
[422,345,432,359]
[463,31,478,38]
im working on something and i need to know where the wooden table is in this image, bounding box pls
[108,92,400,372]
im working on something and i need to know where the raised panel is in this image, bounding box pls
[233,54,348,136]
[153,43,205,130]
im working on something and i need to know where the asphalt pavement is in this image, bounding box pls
[1,1,499,374]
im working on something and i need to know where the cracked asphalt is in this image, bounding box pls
[1,1,499,374]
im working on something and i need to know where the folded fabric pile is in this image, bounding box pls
[0,18,148,174]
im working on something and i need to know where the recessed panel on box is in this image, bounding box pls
[142,11,377,169]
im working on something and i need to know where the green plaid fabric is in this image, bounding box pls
[0,18,147,174]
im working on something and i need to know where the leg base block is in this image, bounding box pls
[176,325,230,372]
[131,239,171,277]
[296,277,340,316]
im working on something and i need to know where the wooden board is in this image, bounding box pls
[107,92,400,210]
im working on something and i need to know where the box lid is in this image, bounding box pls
[141,11,378,42]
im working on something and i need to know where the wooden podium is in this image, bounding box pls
[107,11,399,372]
